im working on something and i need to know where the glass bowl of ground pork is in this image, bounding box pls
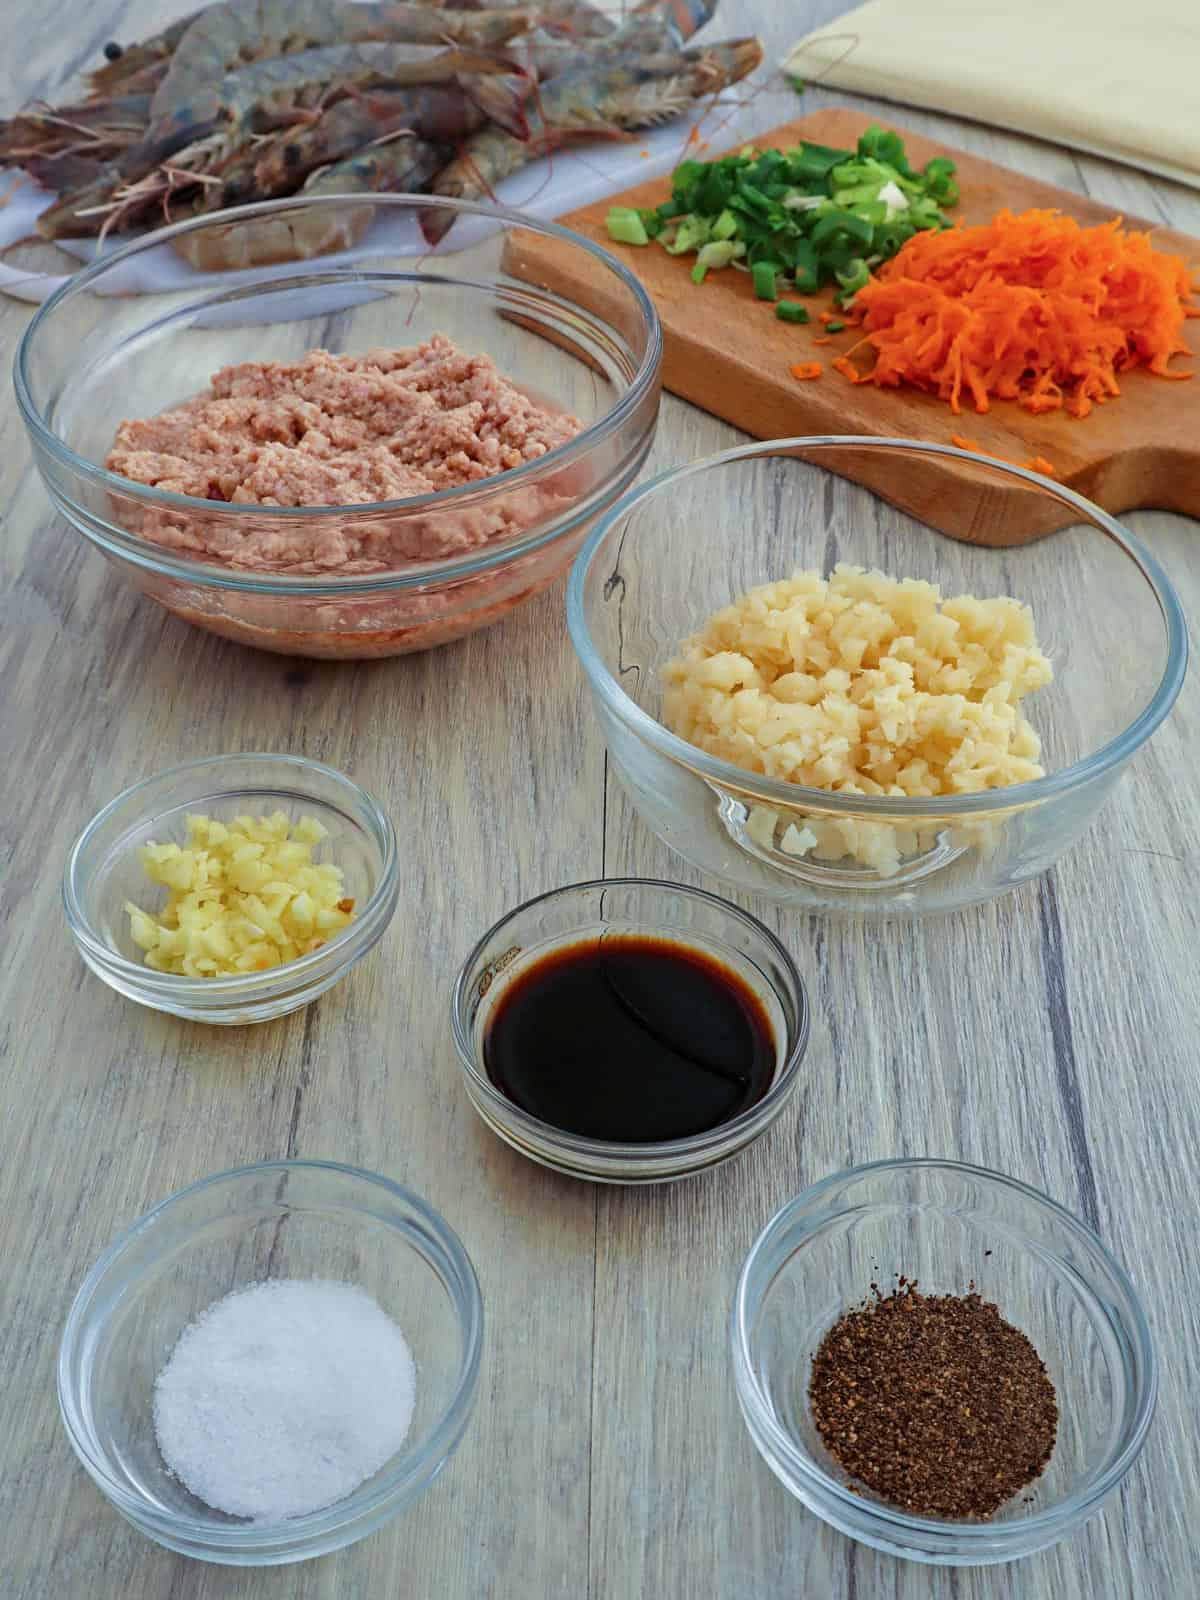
[15,194,662,659]
[568,438,1187,916]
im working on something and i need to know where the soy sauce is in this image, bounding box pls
[483,936,776,1143]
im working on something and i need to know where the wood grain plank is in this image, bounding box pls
[2,3,1199,1599]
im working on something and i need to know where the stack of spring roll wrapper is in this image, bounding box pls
[785,0,1200,190]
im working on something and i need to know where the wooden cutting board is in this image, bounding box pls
[505,108,1200,545]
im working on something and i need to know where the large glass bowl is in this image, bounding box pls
[567,437,1187,915]
[732,1159,1156,1565]
[15,194,661,658]
[58,1160,484,1565]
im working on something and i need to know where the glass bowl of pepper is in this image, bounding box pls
[731,1158,1156,1565]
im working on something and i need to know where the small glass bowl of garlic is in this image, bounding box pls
[64,755,398,1024]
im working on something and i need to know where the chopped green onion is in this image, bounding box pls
[811,208,876,249]
[672,160,705,190]
[664,214,713,255]
[691,240,741,283]
[791,239,820,294]
[776,301,810,323]
[605,207,648,247]
[835,257,871,296]
[635,126,955,305]
[825,320,846,332]
[752,261,779,301]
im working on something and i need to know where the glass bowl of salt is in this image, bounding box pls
[57,1160,483,1565]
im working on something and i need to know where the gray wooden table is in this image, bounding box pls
[2,3,1198,1596]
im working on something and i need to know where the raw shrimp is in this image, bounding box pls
[170,136,448,272]
[514,0,718,97]
[19,0,745,251]
[169,196,375,271]
[0,95,150,162]
[154,40,518,144]
[192,137,268,213]
[302,132,449,193]
[422,35,761,242]
[149,0,531,128]
[180,128,449,223]
[470,36,758,150]
[39,44,516,238]
[252,87,483,193]
[422,121,531,204]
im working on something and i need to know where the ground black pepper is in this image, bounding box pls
[808,1278,1058,1519]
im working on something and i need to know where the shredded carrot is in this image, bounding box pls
[791,361,823,380]
[818,310,836,324]
[949,434,1059,478]
[838,209,1198,419]
[811,336,832,346]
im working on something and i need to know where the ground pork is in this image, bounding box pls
[105,336,584,574]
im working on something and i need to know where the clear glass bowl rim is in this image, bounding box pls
[450,875,811,1166]
[57,1157,485,1547]
[566,435,1189,820]
[62,751,399,994]
[731,1154,1158,1541]
[13,192,664,595]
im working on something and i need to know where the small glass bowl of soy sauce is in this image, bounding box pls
[451,880,810,1184]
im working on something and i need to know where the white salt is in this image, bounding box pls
[153,1277,417,1521]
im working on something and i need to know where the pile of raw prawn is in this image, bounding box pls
[0,0,761,259]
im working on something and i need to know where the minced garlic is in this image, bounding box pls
[125,811,355,977]
[663,564,1052,875]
